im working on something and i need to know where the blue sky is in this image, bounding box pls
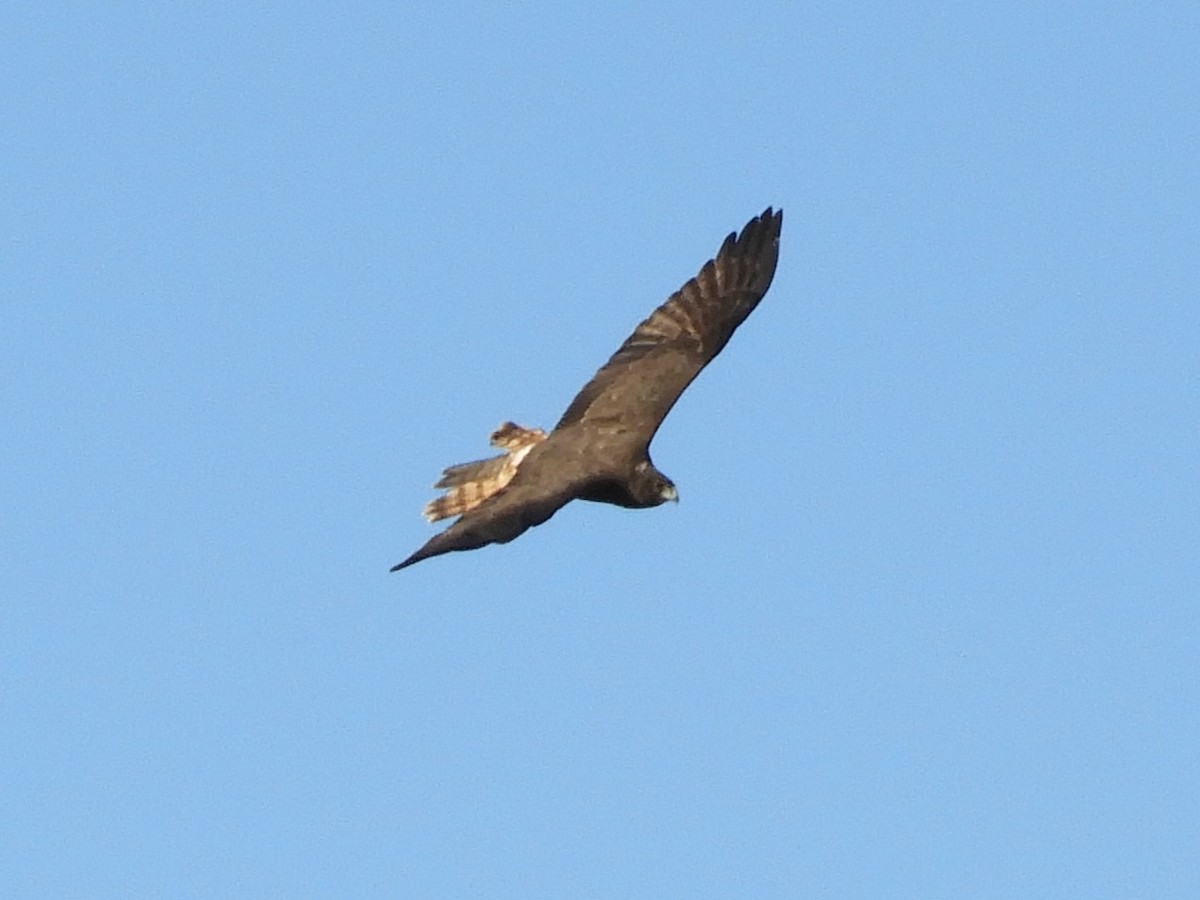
[3,2,1197,897]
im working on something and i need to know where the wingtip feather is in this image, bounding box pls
[390,548,427,572]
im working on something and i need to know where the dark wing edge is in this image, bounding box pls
[554,207,782,436]
[391,484,564,570]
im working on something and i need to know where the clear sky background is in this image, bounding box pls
[3,3,1197,897]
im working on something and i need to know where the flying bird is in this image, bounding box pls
[392,207,783,571]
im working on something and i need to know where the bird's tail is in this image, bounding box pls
[422,422,547,522]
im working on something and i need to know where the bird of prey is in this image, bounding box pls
[392,207,783,571]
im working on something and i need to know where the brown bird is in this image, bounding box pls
[392,207,783,571]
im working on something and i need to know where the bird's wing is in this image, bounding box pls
[554,207,782,448]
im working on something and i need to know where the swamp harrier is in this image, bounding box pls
[392,207,782,571]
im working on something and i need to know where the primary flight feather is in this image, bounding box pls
[392,207,783,571]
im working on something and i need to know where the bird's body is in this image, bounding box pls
[392,207,782,571]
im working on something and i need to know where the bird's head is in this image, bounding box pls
[632,460,679,507]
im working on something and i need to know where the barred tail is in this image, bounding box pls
[420,422,548,522]
[435,455,508,490]
[424,477,501,522]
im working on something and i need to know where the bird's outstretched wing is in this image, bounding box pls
[554,207,782,447]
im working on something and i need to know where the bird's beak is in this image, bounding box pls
[663,484,679,504]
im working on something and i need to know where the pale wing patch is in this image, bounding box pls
[422,421,548,522]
